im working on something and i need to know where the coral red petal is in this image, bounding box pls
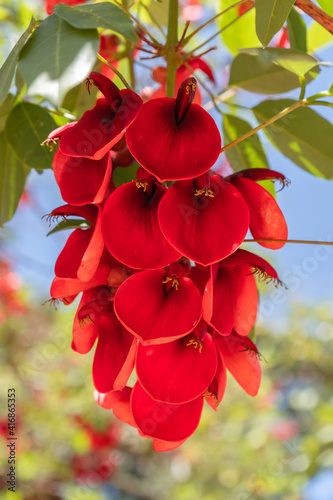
[153,438,186,452]
[103,181,181,270]
[131,382,204,441]
[214,331,261,396]
[114,269,202,345]
[92,311,135,393]
[158,175,250,266]
[94,387,136,427]
[77,207,104,282]
[230,177,288,250]
[233,265,258,336]
[53,149,112,205]
[50,264,111,299]
[205,347,227,410]
[126,98,221,181]
[136,331,217,404]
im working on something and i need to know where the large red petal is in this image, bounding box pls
[214,331,261,396]
[92,311,136,393]
[136,331,217,404]
[158,175,250,266]
[102,182,181,270]
[230,177,288,250]
[131,382,204,441]
[53,149,112,205]
[204,267,235,336]
[114,269,202,345]
[126,98,221,181]
[60,91,142,160]
[233,265,258,337]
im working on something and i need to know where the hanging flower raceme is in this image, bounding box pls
[126,77,222,181]
[102,167,181,270]
[114,262,202,345]
[226,168,289,249]
[158,172,250,266]
[203,249,283,337]
[56,72,142,160]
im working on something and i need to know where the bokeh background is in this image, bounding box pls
[1,0,333,498]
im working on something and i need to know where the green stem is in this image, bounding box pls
[165,0,179,97]
[299,76,306,100]
[221,100,306,154]
[182,0,250,46]
[97,54,132,89]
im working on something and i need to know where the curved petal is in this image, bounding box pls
[230,177,288,250]
[233,265,258,337]
[94,387,136,427]
[126,98,221,182]
[114,269,202,345]
[50,263,111,299]
[214,331,261,396]
[72,288,105,354]
[158,175,250,266]
[131,381,204,442]
[92,310,136,393]
[136,331,217,403]
[204,266,235,336]
[60,91,142,160]
[153,438,186,452]
[103,181,181,270]
[205,347,227,411]
[53,149,112,205]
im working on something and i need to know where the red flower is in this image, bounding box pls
[136,321,218,404]
[213,330,262,396]
[131,381,204,442]
[114,263,202,345]
[50,204,104,282]
[126,77,221,181]
[226,169,289,249]
[158,173,250,266]
[203,249,282,337]
[102,168,181,270]
[59,73,142,160]
[53,150,112,206]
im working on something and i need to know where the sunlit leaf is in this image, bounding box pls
[255,0,296,47]
[220,0,260,55]
[242,47,319,77]
[0,16,36,106]
[5,103,56,170]
[47,219,91,236]
[317,0,333,16]
[229,52,319,94]
[253,99,333,178]
[0,131,29,226]
[287,8,307,52]
[307,21,333,53]
[53,3,138,43]
[18,15,99,108]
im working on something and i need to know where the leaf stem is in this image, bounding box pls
[221,100,306,154]
[97,54,132,89]
[165,0,179,97]
[299,76,306,100]
[244,239,333,245]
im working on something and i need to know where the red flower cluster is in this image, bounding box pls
[46,73,288,451]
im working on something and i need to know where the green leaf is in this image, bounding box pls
[255,0,296,47]
[329,82,333,94]
[18,15,99,108]
[223,114,270,171]
[253,99,333,179]
[307,21,333,53]
[47,219,91,236]
[0,93,16,132]
[287,8,307,52]
[5,103,57,170]
[0,131,29,226]
[242,47,319,77]
[53,3,138,43]
[220,0,260,55]
[113,163,139,188]
[229,52,319,94]
[0,16,36,106]
[317,0,333,16]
